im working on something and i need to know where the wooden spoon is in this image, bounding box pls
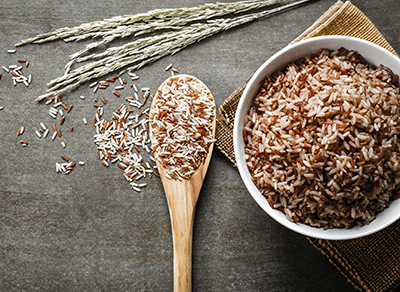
[150,74,216,292]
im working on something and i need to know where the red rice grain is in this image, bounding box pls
[244,48,400,229]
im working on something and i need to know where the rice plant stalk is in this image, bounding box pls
[23,0,313,101]
[16,0,284,46]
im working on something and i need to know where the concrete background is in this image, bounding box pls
[0,0,399,291]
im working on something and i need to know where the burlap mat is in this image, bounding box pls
[215,1,400,292]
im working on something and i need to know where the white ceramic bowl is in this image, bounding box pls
[234,36,400,240]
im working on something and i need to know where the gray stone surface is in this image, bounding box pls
[0,0,399,291]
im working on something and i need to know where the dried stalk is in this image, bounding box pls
[66,0,287,62]
[25,0,312,101]
[16,0,282,46]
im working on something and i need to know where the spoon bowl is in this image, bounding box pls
[150,74,216,292]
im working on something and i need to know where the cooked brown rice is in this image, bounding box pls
[244,47,400,229]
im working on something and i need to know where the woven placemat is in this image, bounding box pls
[215,1,400,292]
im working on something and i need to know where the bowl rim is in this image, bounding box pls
[233,35,400,240]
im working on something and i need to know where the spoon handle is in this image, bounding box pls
[159,162,205,292]
[169,199,195,292]
[165,180,199,292]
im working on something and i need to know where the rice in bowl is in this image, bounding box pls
[244,47,400,229]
